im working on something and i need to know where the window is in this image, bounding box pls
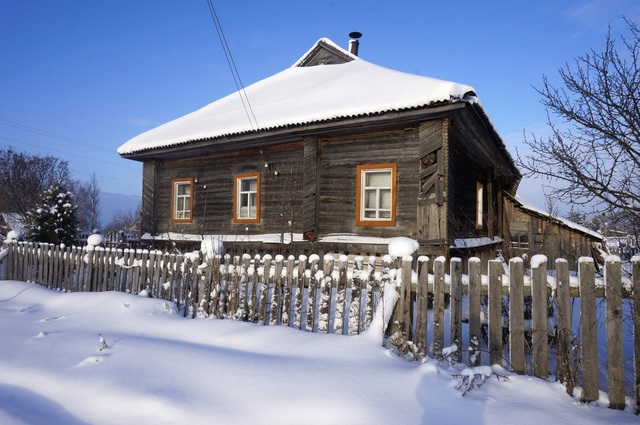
[476,181,484,229]
[356,163,396,226]
[234,172,260,223]
[510,221,529,250]
[171,178,193,222]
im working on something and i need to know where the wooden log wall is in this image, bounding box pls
[2,241,640,412]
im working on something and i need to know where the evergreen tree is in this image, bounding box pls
[28,184,78,246]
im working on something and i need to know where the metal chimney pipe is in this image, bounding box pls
[348,31,362,56]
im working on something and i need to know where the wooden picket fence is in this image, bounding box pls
[1,241,640,413]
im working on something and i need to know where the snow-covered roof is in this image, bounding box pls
[118,38,476,156]
[513,195,604,241]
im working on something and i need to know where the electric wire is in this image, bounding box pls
[0,135,139,171]
[205,1,259,131]
[0,118,114,153]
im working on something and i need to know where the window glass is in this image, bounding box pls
[235,173,260,222]
[172,179,193,222]
[357,164,396,226]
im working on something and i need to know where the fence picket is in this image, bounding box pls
[294,255,306,329]
[259,255,271,325]
[318,255,333,334]
[432,257,445,359]
[364,256,376,330]
[579,257,599,403]
[306,255,319,332]
[531,255,549,378]
[555,259,573,393]
[468,258,481,366]
[450,258,462,362]
[349,256,363,336]
[415,257,429,358]
[334,256,348,335]
[488,259,503,366]
[248,254,260,322]
[509,257,525,374]
[270,256,283,326]
[605,256,624,409]
[282,256,294,326]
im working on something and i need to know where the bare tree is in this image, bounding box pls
[0,147,71,222]
[74,172,101,232]
[518,18,640,240]
[104,204,141,236]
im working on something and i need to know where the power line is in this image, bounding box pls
[0,118,114,153]
[205,1,259,131]
[0,135,140,171]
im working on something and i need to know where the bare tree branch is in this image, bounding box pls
[517,18,640,236]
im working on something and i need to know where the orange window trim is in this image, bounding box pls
[233,172,261,223]
[356,163,397,227]
[170,177,194,223]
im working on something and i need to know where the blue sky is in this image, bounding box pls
[1,0,639,220]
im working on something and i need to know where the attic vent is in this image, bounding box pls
[349,31,362,56]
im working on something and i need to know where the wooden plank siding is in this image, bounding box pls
[148,142,305,237]
[502,196,603,270]
[315,128,420,238]
[417,120,447,254]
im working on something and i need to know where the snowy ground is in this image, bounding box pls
[0,280,638,425]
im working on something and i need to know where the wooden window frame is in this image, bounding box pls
[476,181,484,229]
[356,163,397,227]
[234,172,261,223]
[171,177,194,223]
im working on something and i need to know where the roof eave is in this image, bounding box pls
[119,101,468,161]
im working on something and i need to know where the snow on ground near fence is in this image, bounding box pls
[1,280,638,424]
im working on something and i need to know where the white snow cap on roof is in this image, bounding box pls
[118,38,476,155]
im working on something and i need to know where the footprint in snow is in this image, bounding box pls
[75,356,106,367]
[39,316,64,322]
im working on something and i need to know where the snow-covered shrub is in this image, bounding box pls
[451,366,509,396]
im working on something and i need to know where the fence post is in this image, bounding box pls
[450,257,462,362]
[579,257,599,403]
[555,258,574,394]
[633,255,640,415]
[605,256,625,409]
[488,259,503,366]
[468,257,482,366]
[509,257,525,374]
[432,256,446,359]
